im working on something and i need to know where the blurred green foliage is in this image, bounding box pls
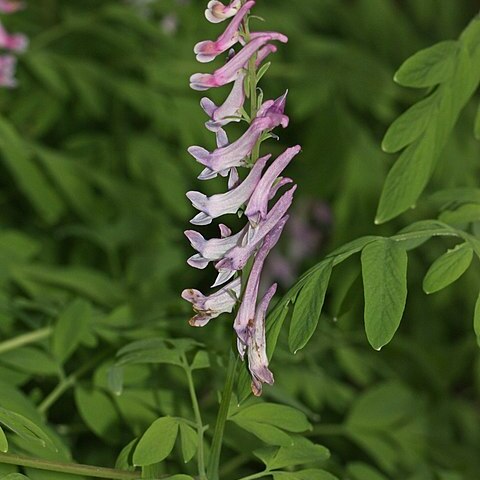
[0,1,479,479]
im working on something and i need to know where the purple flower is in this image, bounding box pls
[0,0,24,13]
[189,93,289,178]
[195,1,255,63]
[187,154,270,225]
[246,145,301,225]
[0,54,16,87]
[201,44,278,132]
[185,224,247,269]
[182,277,241,327]
[0,22,28,52]
[248,282,276,396]
[233,216,288,346]
[215,186,296,283]
[189,33,287,91]
[205,0,242,23]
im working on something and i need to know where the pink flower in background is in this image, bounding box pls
[0,22,27,52]
[0,0,24,14]
[184,0,300,395]
[0,0,27,88]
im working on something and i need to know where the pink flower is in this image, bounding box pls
[233,217,287,346]
[245,145,301,225]
[195,1,255,63]
[0,54,16,87]
[185,224,247,270]
[0,22,28,52]
[189,33,287,91]
[214,186,296,284]
[0,0,24,14]
[205,0,242,23]
[189,93,289,178]
[182,278,241,327]
[248,283,277,396]
[187,154,270,225]
[201,44,278,132]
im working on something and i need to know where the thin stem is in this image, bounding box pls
[236,471,271,480]
[206,350,238,480]
[0,328,53,356]
[0,452,140,480]
[183,360,207,480]
[38,351,108,414]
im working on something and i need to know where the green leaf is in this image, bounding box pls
[439,204,480,226]
[52,299,92,363]
[361,239,408,350]
[179,423,197,463]
[254,437,330,470]
[423,243,473,294]
[0,117,64,224]
[232,420,293,446]
[376,127,436,224]
[190,351,210,370]
[0,347,58,376]
[11,265,123,307]
[133,416,179,466]
[74,387,121,439]
[0,407,55,451]
[273,470,337,480]
[231,403,311,433]
[382,95,435,153]
[0,426,8,452]
[346,382,416,429]
[289,258,333,353]
[394,40,458,87]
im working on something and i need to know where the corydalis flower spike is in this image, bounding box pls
[185,0,300,396]
[195,1,255,63]
[189,33,287,91]
[205,0,241,23]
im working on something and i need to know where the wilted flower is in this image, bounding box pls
[184,0,300,395]
[0,54,16,87]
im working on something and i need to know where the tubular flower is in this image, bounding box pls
[0,0,27,88]
[205,0,242,23]
[183,0,301,396]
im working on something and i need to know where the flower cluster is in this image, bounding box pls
[183,0,301,396]
[0,0,27,88]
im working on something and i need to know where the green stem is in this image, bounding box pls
[0,328,53,356]
[184,361,207,480]
[206,350,238,480]
[38,351,108,414]
[236,471,271,480]
[0,452,140,480]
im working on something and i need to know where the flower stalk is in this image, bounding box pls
[184,0,301,397]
